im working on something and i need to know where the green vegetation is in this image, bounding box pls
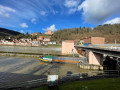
[16,32,52,40]
[34,77,120,90]
[51,24,120,43]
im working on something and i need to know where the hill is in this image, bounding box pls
[51,24,120,43]
[0,28,21,39]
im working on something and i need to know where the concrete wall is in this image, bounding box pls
[62,40,77,55]
[89,51,103,65]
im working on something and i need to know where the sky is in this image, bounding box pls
[0,0,120,34]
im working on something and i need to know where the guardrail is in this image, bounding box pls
[75,44,120,49]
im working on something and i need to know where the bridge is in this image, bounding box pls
[75,45,120,57]
[62,40,120,69]
[74,45,120,69]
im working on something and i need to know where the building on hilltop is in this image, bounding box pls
[45,30,52,35]
[31,32,38,36]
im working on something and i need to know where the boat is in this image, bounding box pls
[39,55,85,64]
[39,55,53,63]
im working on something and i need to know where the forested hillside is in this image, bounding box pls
[0,28,20,39]
[51,24,120,43]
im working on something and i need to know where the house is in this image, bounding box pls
[32,39,40,46]
[45,30,52,35]
[31,32,38,36]
[82,37,105,45]
[37,36,43,41]
[43,38,51,42]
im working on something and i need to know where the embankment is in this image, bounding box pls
[0,51,72,58]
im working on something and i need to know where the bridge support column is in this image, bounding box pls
[89,51,103,65]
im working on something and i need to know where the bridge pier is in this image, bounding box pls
[89,51,103,65]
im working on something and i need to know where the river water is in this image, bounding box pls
[0,46,61,55]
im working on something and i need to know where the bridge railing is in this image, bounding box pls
[75,43,120,50]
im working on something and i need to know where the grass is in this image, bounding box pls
[33,77,120,90]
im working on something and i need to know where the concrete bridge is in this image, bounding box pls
[74,45,120,69]
[62,40,120,69]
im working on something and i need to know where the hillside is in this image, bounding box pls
[0,28,20,39]
[51,24,120,43]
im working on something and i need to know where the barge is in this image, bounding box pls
[39,55,85,64]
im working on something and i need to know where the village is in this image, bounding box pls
[0,30,57,46]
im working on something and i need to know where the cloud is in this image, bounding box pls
[40,11,47,16]
[0,5,16,18]
[68,8,77,14]
[20,30,24,33]
[78,0,120,24]
[64,0,80,14]
[64,0,80,8]
[43,24,57,31]
[104,17,120,24]
[52,10,59,15]
[20,23,28,28]
[4,13,10,18]
[31,18,36,24]
[0,0,63,28]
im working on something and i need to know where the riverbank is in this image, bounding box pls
[0,45,62,56]
[0,51,76,58]
[0,44,61,48]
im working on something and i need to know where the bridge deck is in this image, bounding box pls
[74,45,120,57]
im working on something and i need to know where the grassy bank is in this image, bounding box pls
[34,77,120,90]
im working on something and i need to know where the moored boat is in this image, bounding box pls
[39,55,53,63]
[39,55,85,64]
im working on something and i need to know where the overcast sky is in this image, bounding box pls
[0,0,120,34]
